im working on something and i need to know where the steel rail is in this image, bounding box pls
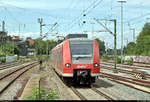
[101,61,150,68]
[100,72,150,87]
[70,87,87,100]
[91,86,114,100]
[0,61,29,70]
[0,62,39,96]
[0,61,38,80]
[100,72,150,94]
[0,61,16,67]
[101,65,150,79]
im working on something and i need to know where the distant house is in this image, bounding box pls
[18,41,28,56]
[25,37,34,47]
[12,35,21,44]
[27,48,36,56]
[12,35,19,40]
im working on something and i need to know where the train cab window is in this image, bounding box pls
[70,44,93,56]
[69,40,94,64]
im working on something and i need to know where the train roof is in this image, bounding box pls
[68,38,94,41]
[51,38,95,52]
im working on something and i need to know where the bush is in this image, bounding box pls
[117,57,121,63]
[101,55,113,61]
[25,87,59,100]
[37,55,49,61]
[127,58,133,65]
[0,56,6,64]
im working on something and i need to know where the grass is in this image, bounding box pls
[27,69,34,75]
[40,72,47,78]
[101,55,113,61]
[24,87,59,100]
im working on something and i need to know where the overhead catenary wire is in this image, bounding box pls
[0,1,65,21]
[67,0,104,32]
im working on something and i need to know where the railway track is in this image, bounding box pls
[101,61,150,69]
[0,61,38,96]
[70,87,87,100]
[70,86,114,100]
[100,72,150,94]
[0,61,16,67]
[0,61,29,70]
[50,64,114,100]
[101,64,150,79]
[91,86,114,100]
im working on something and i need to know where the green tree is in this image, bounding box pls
[95,38,106,55]
[136,23,150,56]
[106,48,113,55]
[33,38,45,54]
[125,42,136,55]
[48,40,58,50]
[57,39,64,44]
[0,41,20,56]
[33,38,58,55]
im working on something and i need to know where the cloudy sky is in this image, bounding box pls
[0,0,150,49]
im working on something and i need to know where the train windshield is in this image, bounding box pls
[69,40,94,64]
[71,44,93,56]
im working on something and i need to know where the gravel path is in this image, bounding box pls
[45,62,80,100]
[96,77,150,100]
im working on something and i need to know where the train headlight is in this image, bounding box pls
[65,63,71,67]
[94,63,99,67]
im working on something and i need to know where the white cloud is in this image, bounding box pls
[8,31,40,40]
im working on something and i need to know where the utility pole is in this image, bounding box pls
[94,18,118,73]
[113,19,117,73]
[109,19,117,73]
[130,28,135,42]
[37,18,42,100]
[2,21,6,57]
[91,22,95,39]
[125,38,128,45]
[46,41,48,55]
[1,21,5,52]
[38,18,43,38]
[146,18,150,22]
[117,0,126,64]
[22,24,26,40]
[2,21,5,32]
[19,24,20,37]
[38,18,44,55]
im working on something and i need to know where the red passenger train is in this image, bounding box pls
[50,38,100,85]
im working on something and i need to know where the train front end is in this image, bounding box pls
[63,39,100,85]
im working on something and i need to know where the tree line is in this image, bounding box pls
[27,38,106,56]
[124,22,150,56]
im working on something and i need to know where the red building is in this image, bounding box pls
[25,37,34,46]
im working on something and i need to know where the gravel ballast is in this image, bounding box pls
[96,77,150,100]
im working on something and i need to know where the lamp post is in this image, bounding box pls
[117,0,126,64]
